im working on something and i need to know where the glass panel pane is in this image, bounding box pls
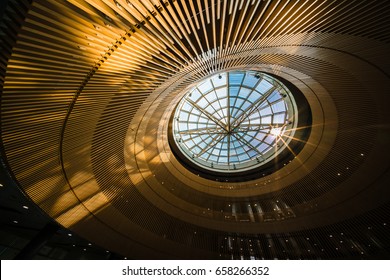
[211,73,227,88]
[229,72,245,85]
[198,79,213,93]
[243,73,259,87]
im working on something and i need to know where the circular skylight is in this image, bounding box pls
[172,71,298,173]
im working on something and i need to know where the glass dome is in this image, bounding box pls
[172,71,298,173]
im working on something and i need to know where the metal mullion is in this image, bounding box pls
[210,80,228,126]
[233,134,254,161]
[236,79,262,120]
[234,72,252,120]
[268,98,284,107]
[236,92,251,121]
[233,133,264,159]
[237,124,272,130]
[232,84,276,128]
[228,73,245,120]
[227,73,231,132]
[186,97,226,130]
[198,134,225,158]
[258,110,274,125]
[230,96,242,120]
[219,136,229,157]
[227,133,231,167]
[181,134,197,146]
[178,127,223,135]
[230,135,242,164]
[212,136,225,165]
[210,104,226,127]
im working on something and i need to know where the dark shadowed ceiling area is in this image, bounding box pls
[1,0,390,259]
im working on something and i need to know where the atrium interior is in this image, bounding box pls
[1,0,390,259]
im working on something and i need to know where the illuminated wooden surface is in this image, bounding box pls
[1,0,390,259]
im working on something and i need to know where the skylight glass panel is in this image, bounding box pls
[259,107,272,116]
[198,79,213,93]
[268,91,281,103]
[273,113,286,124]
[172,71,297,172]
[218,96,227,107]
[271,101,286,113]
[182,102,192,112]
[211,73,227,88]
[188,89,201,101]
[229,86,240,97]
[243,74,260,87]
[261,116,272,124]
[229,72,245,85]
[256,79,273,93]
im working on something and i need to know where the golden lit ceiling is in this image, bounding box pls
[1,0,390,259]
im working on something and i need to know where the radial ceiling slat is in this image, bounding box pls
[1,0,389,260]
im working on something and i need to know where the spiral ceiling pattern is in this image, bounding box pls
[1,0,390,259]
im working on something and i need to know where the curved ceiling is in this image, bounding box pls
[1,0,390,259]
